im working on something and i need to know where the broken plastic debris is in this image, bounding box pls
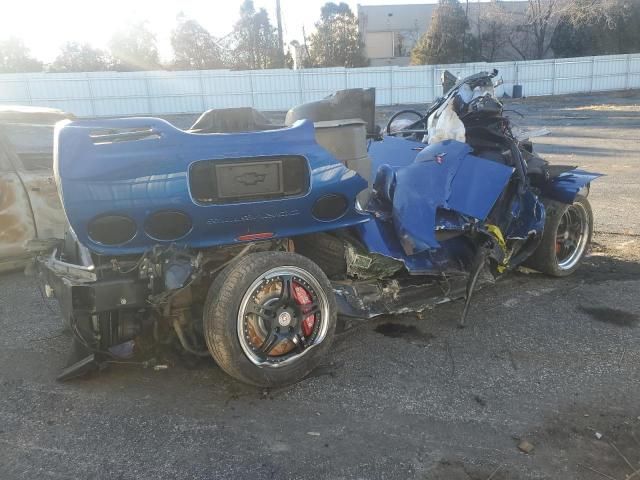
[153,364,169,371]
[306,432,321,436]
[595,432,602,440]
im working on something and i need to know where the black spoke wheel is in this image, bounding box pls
[525,194,593,277]
[203,252,336,387]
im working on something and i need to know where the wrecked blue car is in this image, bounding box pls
[38,70,600,387]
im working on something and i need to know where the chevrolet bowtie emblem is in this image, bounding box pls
[235,171,267,186]
[435,153,447,164]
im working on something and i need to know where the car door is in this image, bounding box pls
[0,136,37,267]
[0,122,65,241]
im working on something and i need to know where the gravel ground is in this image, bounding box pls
[1,90,639,480]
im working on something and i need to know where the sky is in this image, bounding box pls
[0,0,441,63]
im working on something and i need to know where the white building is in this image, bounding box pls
[357,2,530,66]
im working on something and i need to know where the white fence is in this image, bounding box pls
[0,53,638,117]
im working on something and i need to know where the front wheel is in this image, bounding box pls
[525,195,593,277]
[203,251,337,387]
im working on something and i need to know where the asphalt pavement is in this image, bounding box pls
[1,90,639,480]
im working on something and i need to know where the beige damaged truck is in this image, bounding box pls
[0,106,70,272]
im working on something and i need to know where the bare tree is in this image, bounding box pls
[508,0,568,60]
[477,1,513,61]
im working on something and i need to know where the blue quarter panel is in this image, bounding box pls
[54,118,368,255]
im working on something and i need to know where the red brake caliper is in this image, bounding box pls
[292,282,315,337]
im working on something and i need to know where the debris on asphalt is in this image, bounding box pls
[518,440,535,454]
[595,432,603,439]
[306,432,321,436]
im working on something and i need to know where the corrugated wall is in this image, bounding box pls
[0,53,638,116]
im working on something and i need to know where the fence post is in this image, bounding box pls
[143,73,153,115]
[551,59,556,95]
[297,69,304,104]
[590,56,595,93]
[248,70,255,108]
[432,66,438,102]
[389,66,394,105]
[343,68,348,90]
[86,73,97,117]
[625,54,631,90]
[24,74,33,106]
[198,71,207,111]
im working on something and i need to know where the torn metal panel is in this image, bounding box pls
[17,171,65,239]
[0,174,37,262]
[344,242,404,279]
[390,140,514,255]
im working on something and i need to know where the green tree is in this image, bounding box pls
[410,0,477,65]
[308,2,367,67]
[0,37,42,73]
[231,0,282,70]
[171,14,224,70]
[109,22,160,71]
[50,42,110,72]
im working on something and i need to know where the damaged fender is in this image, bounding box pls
[376,140,514,255]
[541,169,603,204]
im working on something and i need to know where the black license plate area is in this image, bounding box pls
[215,161,283,199]
[189,155,309,204]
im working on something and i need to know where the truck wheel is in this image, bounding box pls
[203,251,337,387]
[525,195,593,277]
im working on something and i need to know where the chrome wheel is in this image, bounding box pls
[555,202,590,271]
[237,266,330,368]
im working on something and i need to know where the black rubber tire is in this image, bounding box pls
[202,251,337,387]
[525,195,593,277]
[293,233,347,280]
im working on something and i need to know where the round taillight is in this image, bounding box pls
[88,215,136,245]
[312,194,348,221]
[144,210,192,241]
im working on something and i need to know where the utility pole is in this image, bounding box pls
[276,0,285,67]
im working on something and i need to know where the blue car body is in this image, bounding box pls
[55,118,368,256]
[55,115,600,275]
[39,73,605,386]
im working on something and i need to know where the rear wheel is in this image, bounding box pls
[203,251,337,387]
[526,195,593,277]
